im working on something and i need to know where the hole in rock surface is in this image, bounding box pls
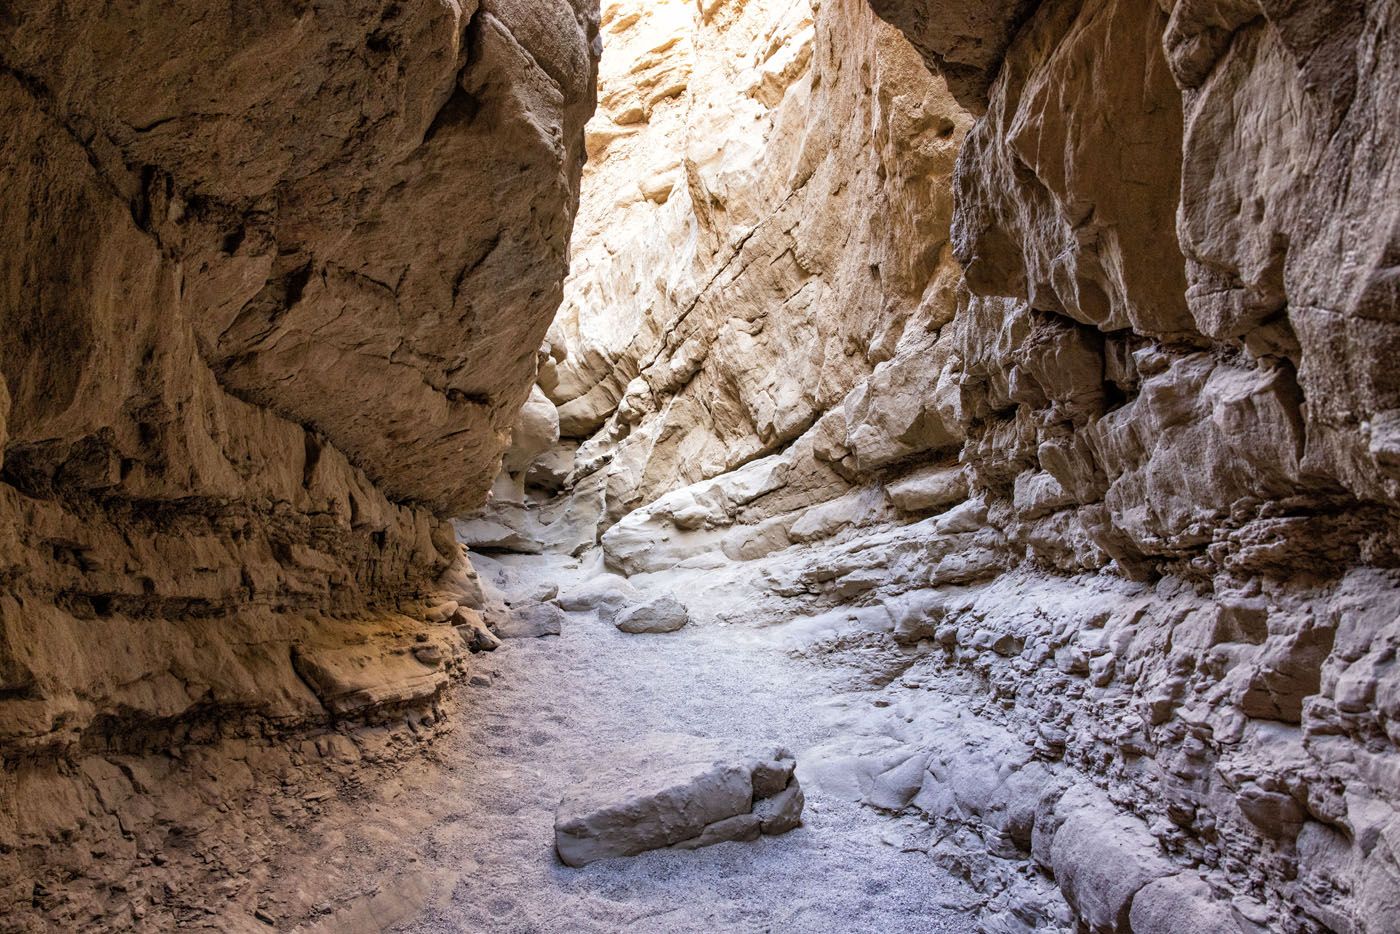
[2,0,1398,933]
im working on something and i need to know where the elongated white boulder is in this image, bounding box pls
[554,735,803,867]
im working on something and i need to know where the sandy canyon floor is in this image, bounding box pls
[302,550,978,933]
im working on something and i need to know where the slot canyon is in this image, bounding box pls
[2,0,1399,930]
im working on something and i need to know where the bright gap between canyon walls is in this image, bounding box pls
[2,0,1399,932]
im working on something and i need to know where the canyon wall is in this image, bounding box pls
[484,0,1400,930]
[0,1,597,924]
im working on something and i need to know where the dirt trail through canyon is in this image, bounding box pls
[383,552,976,933]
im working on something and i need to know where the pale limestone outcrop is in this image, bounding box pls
[487,0,1400,930]
[1,2,598,926]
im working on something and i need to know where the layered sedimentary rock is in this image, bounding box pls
[0,0,598,747]
[486,0,1400,930]
[0,1,597,926]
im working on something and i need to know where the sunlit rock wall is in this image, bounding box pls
[0,0,598,756]
[487,0,1400,930]
[467,0,972,557]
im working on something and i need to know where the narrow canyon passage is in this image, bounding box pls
[3,0,1399,932]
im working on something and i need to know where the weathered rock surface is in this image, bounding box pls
[614,595,690,633]
[554,734,802,866]
[483,0,1400,930]
[497,602,567,639]
[0,0,598,755]
[1,0,599,927]
[556,572,640,614]
[10,0,1397,927]
[482,0,969,559]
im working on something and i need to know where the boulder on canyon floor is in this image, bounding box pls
[554,735,803,867]
[556,573,641,615]
[614,595,691,633]
[496,603,568,639]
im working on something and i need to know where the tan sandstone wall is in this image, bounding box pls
[486,0,1400,930]
[0,2,597,920]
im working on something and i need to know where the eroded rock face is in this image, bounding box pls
[489,0,1400,930]
[0,1,598,924]
[481,0,972,557]
[0,0,597,750]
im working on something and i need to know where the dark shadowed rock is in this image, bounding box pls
[865,0,1036,110]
